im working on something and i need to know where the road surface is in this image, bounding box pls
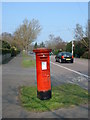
[50,55,88,90]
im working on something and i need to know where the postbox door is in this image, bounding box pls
[41,70,51,91]
[40,56,51,91]
[36,53,51,92]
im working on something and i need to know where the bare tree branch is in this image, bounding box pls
[13,18,42,52]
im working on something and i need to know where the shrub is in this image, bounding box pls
[11,48,16,57]
[53,50,59,55]
[81,51,88,59]
[1,41,11,55]
[0,48,2,55]
[2,48,11,55]
[1,48,20,56]
[1,40,20,56]
[11,47,20,57]
[2,41,11,49]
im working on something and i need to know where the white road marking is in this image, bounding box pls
[51,61,89,79]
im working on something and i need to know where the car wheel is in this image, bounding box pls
[55,59,57,62]
[71,60,73,63]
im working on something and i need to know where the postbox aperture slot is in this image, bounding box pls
[40,58,48,61]
[37,53,49,56]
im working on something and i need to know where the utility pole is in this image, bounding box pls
[72,40,74,56]
[72,28,74,56]
[67,28,74,56]
[72,40,73,55]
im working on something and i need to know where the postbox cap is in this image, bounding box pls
[33,48,52,53]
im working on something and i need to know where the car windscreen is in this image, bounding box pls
[62,52,72,56]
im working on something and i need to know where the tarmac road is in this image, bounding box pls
[2,54,89,118]
[50,56,88,90]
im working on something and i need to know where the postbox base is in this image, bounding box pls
[37,90,51,100]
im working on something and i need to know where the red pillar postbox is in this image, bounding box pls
[33,48,52,100]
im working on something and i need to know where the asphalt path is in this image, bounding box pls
[2,54,88,118]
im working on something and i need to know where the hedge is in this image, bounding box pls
[52,50,59,55]
[11,48,20,57]
[81,51,88,59]
[0,48,11,55]
[2,41,11,49]
[0,48,20,56]
[0,40,20,57]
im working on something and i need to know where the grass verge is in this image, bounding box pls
[19,83,89,112]
[22,59,35,68]
[21,51,35,68]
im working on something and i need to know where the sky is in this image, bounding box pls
[2,2,88,43]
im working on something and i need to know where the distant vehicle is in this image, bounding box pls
[28,51,34,55]
[30,51,34,54]
[55,52,74,63]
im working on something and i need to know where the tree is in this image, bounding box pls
[1,32,22,50]
[1,32,13,45]
[66,40,88,58]
[88,20,90,58]
[14,18,41,52]
[45,34,66,50]
[74,23,89,49]
[45,34,55,49]
[39,41,45,48]
[89,20,90,39]
[2,40,11,49]
[34,42,38,49]
[54,36,66,51]
[66,41,72,53]
[74,41,87,58]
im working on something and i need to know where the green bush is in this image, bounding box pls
[11,48,16,57]
[66,40,88,58]
[81,51,88,59]
[66,41,72,53]
[0,40,20,57]
[53,50,59,55]
[2,41,11,49]
[11,48,20,57]
[0,48,1,55]
[1,41,11,55]
[1,48,11,55]
[1,48,20,56]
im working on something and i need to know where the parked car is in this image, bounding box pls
[55,52,74,63]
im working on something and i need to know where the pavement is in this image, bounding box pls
[2,54,89,118]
